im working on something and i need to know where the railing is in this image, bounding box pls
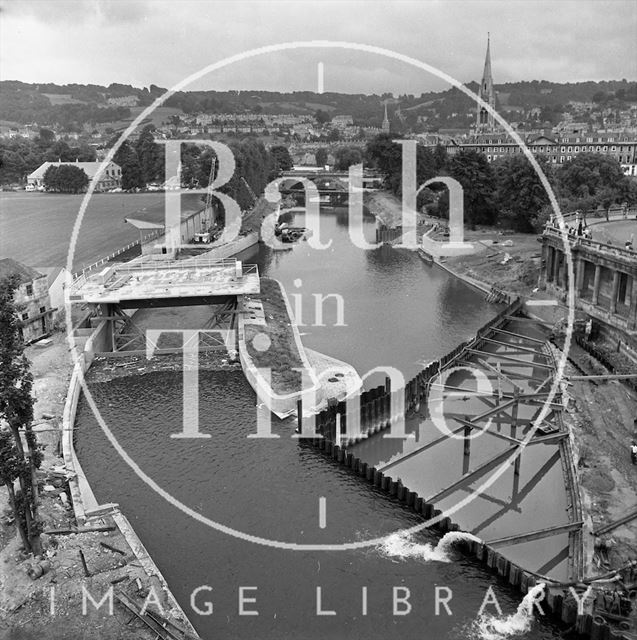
[68,258,260,298]
[72,230,163,279]
[113,257,259,274]
[543,226,636,260]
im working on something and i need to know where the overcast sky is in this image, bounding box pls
[1,0,636,95]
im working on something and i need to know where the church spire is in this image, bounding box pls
[382,102,390,133]
[476,34,496,131]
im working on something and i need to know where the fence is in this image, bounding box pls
[72,230,163,279]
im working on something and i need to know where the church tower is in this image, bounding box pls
[476,34,496,131]
[382,102,390,133]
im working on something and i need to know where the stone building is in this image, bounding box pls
[0,258,56,343]
[27,160,122,192]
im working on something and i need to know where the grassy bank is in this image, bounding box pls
[243,278,305,395]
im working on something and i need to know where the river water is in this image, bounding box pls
[75,208,564,639]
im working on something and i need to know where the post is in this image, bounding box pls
[511,390,520,477]
[575,259,585,296]
[610,270,620,315]
[591,264,602,306]
[545,246,554,283]
[553,249,561,286]
[297,398,303,433]
[630,276,637,330]
[463,417,471,475]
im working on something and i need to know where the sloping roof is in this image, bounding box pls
[0,258,44,285]
[37,266,67,288]
[27,160,120,181]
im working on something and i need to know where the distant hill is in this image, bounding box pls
[1,79,635,132]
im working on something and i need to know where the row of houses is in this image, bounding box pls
[436,131,637,174]
[0,259,69,344]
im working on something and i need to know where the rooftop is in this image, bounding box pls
[0,258,44,285]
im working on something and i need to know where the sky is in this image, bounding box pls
[1,0,636,95]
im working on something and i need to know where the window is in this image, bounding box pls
[561,146,565,152]
[567,156,572,161]
[567,146,572,152]
[21,312,28,321]
[575,146,579,152]
[25,284,33,296]
[39,306,46,314]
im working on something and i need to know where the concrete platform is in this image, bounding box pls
[68,258,260,305]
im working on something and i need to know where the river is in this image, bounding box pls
[75,207,564,639]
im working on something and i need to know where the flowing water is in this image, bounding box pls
[75,208,565,639]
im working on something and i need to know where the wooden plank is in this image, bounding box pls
[480,336,551,356]
[493,327,545,344]
[474,356,524,392]
[473,398,518,422]
[378,424,467,472]
[445,414,523,445]
[427,446,519,503]
[569,373,637,381]
[487,520,583,548]
[527,431,568,445]
[594,507,637,536]
[468,349,554,371]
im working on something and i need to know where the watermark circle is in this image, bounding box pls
[64,40,574,551]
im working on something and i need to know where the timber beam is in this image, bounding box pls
[486,520,583,548]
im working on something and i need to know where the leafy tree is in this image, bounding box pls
[43,164,89,193]
[493,154,554,232]
[334,147,362,170]
[270,145,293,173]
[315,147,328,168]
[0,275,42,554]
[113,139,143,190]
[448,150,496,227]
[314,109,331,125]
[135,125,164,185]
[556,153,630,206]
[433,144,448,173]
[37,128,55,146]
[45,140,74,162]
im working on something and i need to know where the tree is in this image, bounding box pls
[37,128,55,146]
[314,109,331,125]
[135,125,164,185]
[270,145,293,173]
[43,164,89,193]
[448,150,497,227]
[493,154,554,232]
[113,139,143,190]
[315,147,328,168]
[0,275,42,554]
[556,153,631,207]
[334,147,362,170]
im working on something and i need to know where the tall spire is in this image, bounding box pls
[382,102,390,133]
[482,33,492,85]
[476,34,496,132]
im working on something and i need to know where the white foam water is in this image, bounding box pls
[473,583,547,640]
[379,530,481,563]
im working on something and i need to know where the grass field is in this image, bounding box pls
[0,191,202,271]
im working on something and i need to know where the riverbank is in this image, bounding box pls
[0,333,198,639]
[367,189,637,597]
